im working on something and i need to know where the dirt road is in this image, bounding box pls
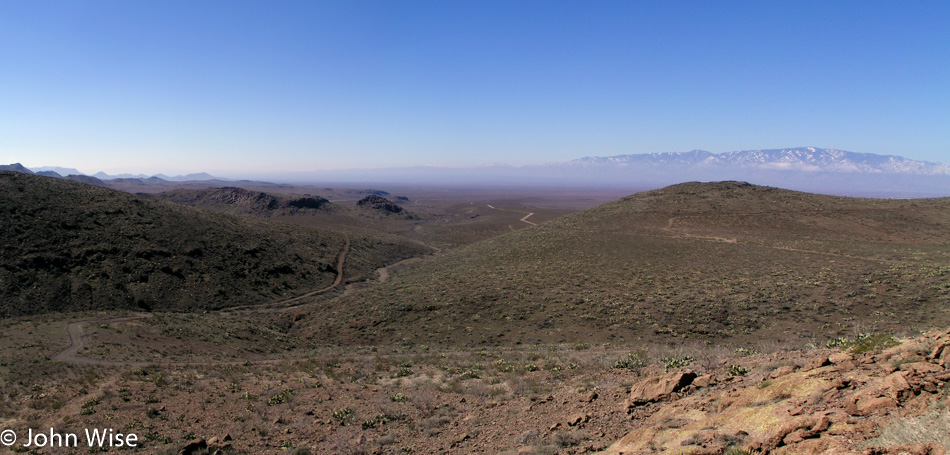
[486,204,537,226]
[54,233,352,365]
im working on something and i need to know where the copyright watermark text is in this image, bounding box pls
[0,427,137,448]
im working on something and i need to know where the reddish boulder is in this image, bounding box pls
[626,370,697,410]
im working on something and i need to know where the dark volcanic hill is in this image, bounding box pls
[0,172,426,316]
[298,181,950,347]
[0,163,33,174]
[155,187,333,217]
[356,195,416,219]
[357,195,404,213]
[65,174,107,187]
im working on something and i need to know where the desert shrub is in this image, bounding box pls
[728,365,749,376]
[614,351,647,372]
[734,347,758,357]
[661,356,694,372]
[332,407,354,425]
[825,333,899,353]
[458,368,480,380]
[849,333,899,354]
[551,431,582,448]
[826,336,849,348]
[80,397,100,415]
[494,359,515,372]
[268,389,295,406]
[390,392,409,403]
[29,396,63,410]
[362,413,405,430]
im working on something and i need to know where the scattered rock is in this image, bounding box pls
[626,370,697,409]
[804,357,832,371]
[900,361,943,374]
[748,416,821,453]
[178,438,207,455]
[581,390,599,402]
[863,442,945,454]
[883,371,913,401]
[451,433,474,448]
[567,413,590,426]
[930,343,950,367]
[829,352,854,364]
[769,365,796,378]
[518,429,540,444]
[692,374,713,388]
[851,396,899,416]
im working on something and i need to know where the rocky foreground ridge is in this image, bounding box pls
[603,329,950,455]
[139,328,950,455]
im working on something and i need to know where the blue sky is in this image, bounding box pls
[1,1,948,175]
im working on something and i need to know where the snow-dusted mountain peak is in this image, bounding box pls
[571,147,949,175]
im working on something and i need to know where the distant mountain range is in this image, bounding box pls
[92,171,221,181]
[564,147,950,175]
[6,147,950,197]
[31,166,84,176]
[249,147,950,197]
[1,164,225,182]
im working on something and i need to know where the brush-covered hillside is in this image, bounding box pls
[0,172,427,316]
[154,187,334,217]
[298,181,950,347]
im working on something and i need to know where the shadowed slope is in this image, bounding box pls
[0,172,426,316]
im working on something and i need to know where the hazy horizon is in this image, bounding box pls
[16,146,950,182]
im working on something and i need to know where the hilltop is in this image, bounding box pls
[153,187,334,217]
[0,172,427,316]
[297,181,950,348]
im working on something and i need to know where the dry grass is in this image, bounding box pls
[863,405,950,450]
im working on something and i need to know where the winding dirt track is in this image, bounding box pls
[53,233,352,366]
[662,216,737,243]
[486,204,537,226]
[658,214,909,263]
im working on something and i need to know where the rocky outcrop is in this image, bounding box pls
[156,187,334,216]
[287,196,329,210]
[357,195,408,216]
[626,370,697,408]
[602,329,950,455]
